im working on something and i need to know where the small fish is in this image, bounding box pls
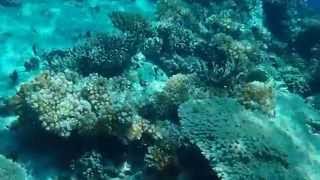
[9,70,19,86]
[32,44,38,56]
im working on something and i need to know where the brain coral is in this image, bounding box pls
[178,97,306,180]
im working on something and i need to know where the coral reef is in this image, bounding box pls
[2,0,320,179]
[0,155,28,180]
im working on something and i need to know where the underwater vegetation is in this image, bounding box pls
[1,0,320,179]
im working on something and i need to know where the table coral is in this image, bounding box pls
[179,97,306,179]
[0,155,28,180]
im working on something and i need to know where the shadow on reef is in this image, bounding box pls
[3,120,219,180]
[262,0,291,41]
[7,122,128,176]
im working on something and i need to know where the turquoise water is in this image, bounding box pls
[0,0,320,179]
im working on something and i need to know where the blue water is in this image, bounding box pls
[308,0,320,9]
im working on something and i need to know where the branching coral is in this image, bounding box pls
[156,0,196,28]
[70,151,109,180]
[43,33,138,77]
[109,11,153,39]
[155,22,197,56]
[74,34,137,77]
[196,33,253,86]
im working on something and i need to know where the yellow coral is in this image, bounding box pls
[240,80,275,115]
[145,145,176,171]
